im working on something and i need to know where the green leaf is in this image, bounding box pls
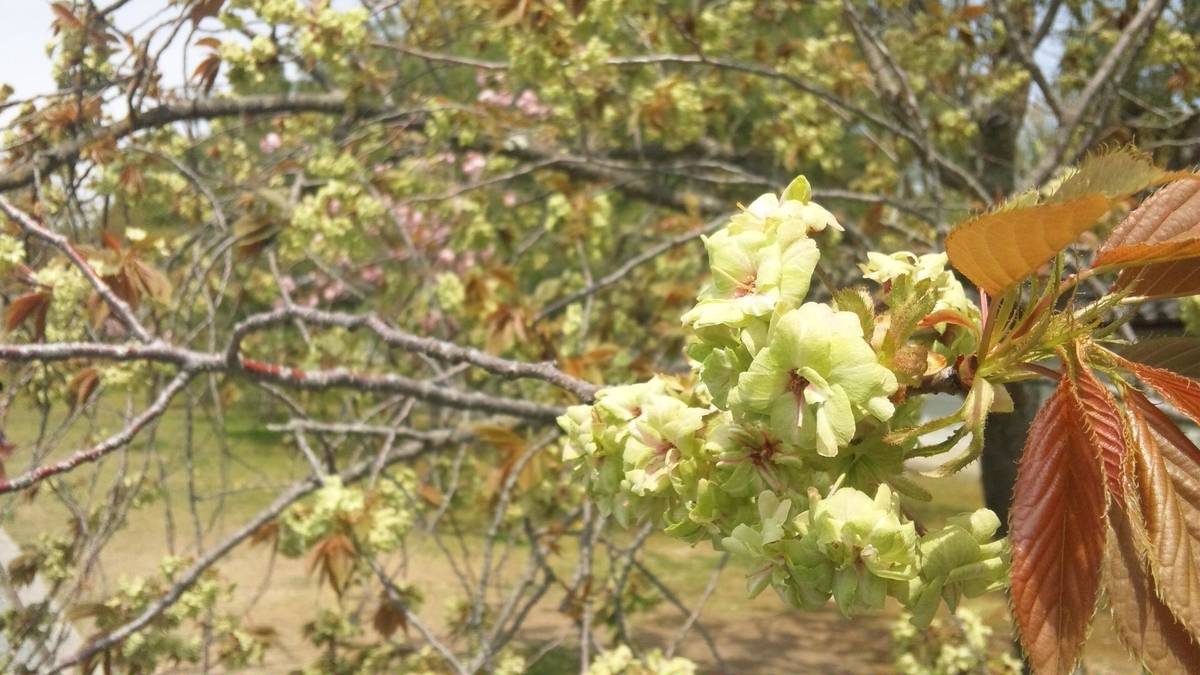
[887,472,932,502]
[1047,146,1191,204]
[881,278,939,363]
[918,378,1000,478]
[782,175,812,203]
[832,287,876,339]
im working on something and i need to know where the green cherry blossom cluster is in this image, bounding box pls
[560,178,1009,624]
[585,645,698,675]
[278,472,418,558]
[892,605,1023,675]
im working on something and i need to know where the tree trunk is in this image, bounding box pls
[975,34,1036,670]
[981,381,1040,537]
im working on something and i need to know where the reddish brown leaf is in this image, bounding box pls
[308,534,356,596]
[1106,506,1200,675]
[103,269,141,310]
[130,260,172,305]
[67,368,100,409]
[1068,350,1129,506]
[1112,257,1200,299]
[190,0,225,25]
[418,483,443,507]
[945,194,1114,295]
[1124,358,1200,428]
[100,231,123,253]
[1125,389,1200,634]
[5,292,50,339]
[1119,338,1200,380]
[1094,178,1200,268]
[918,308,981,343]
[8,553,38,587]
[1118,336,1200,379]
[958,4,987,20]
[86,292,110,329]
[117,164,144,197]
[1009,381,1107,675]
[249,521,279,547]
[50,3,82,31]
[191,54,221,96]
[1129,390,1200,540]
[372,595,409,638]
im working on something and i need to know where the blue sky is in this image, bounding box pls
[0,1,190,125]
[0,0,360,118]
[0,3,64,100]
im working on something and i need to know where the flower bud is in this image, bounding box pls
[904,509,1009,627]
[793,484,918,615]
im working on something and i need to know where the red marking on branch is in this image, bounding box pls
[240,358,286,377]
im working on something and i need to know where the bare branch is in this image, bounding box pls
[267,419,460,442]
[632,560,728,671]
[0,371,193,494]
[536,212,729,321]
[1025,0,1168,188]
[373,42,506,71]
[390,44,988,202]
[226,306,602,401]
[0,94,361,194]
[369,556,469,675]
[988,0,1065,121]
[665,552,728,659]
[48,436,448,674]
[0,340,566,427]
[1032,0,1064,46]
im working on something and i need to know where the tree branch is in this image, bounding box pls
[988,0,1065,121]
[47,436,449,674]
[0,371,193,494]
[0,339,565,427]
[535,212,730,321]
[1025,0,1168,187]
[391,43,989,202]
[0,94,361,194]
[226,306,601,401]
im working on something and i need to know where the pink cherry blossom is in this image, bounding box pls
[477,88,514,107]
[462,152,486,181]
[516,90,550,117]
[322,281,344,301]
[259,132,282,153]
